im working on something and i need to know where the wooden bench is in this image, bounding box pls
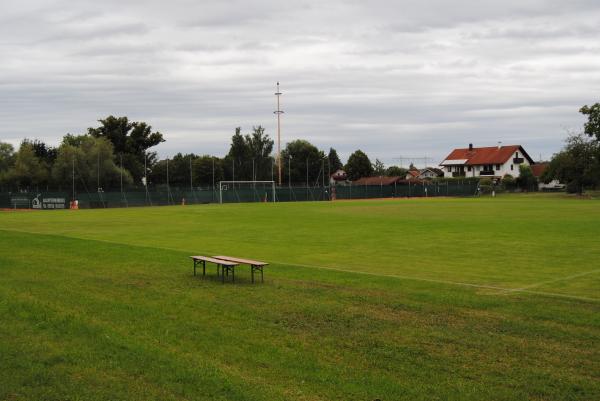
[213,256,269,283]
[190,256,239,283]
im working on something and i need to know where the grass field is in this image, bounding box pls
[1,194,599,400]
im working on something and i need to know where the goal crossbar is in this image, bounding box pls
[218,181,276,204]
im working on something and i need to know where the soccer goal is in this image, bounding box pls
[218,181,276,204]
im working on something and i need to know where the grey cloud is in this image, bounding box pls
[1,0,599,167]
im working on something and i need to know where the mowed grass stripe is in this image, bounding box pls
[1,224,599,305]
[1,195,600,297]
[2,225,599,304]
[1,229,599,400]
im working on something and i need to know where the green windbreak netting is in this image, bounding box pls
[0,182,478,209]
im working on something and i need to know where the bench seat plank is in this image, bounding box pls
[190,256,238,266]
[213,256,268,266]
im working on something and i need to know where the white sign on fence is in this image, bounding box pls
[32,194,67,209]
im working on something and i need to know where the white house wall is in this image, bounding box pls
[441,150,531,179]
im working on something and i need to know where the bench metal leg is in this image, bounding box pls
[221,265,225,283]
[232,266,235,283]
[261,267,264,283]
[251,266,254,283]
[193,260,197,276]
[203,260,206,276]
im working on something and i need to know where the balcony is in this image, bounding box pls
[513,157,524,164]
[479,170,495,176]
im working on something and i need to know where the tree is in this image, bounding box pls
[543,134,599,194]
[372,159,386,176]
[345,150,373,181]
[280,140,325,185]
[224,127,248,180]
[580,103,600,141]
[193,156,224,187]
[150,154,190,187]
[0,142,14,166]
[5,142,49,190]
[52,135,132,192]
[327,148,343,172]
[246,126,274,181]
[0,142,15,187]
[516,165,537,191]
[224,126,274,181]
[386,165,407,177]
[88,116,165,183]
[22,139,57,166]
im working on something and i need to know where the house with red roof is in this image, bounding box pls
[440,144,535,179]
[531,162,565,190]
[405,167,444,180]
[329,169,349,186]
[405,169,420,180]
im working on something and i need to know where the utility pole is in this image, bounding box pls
[166,157,171,204]
[144,151,151,206]
[97,152,100,192]
[322,159,325,188]
[274,82,284,186]
[72,157,75,201]
[120,154,123,193]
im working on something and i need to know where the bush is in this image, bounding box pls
[566,181,581,194]
[517,165,537,191]
[479,178,493,187]
[502,174,516,191]
[479,184,493,194]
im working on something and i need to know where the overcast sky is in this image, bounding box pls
[1,0,599,166]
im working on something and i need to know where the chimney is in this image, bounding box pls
[468,143,473,151]
[497,141,502,149]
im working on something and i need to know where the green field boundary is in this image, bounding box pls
[2,227,598,304]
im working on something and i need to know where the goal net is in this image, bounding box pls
[218,181,276,204]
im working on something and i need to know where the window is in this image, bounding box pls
[516,152,519,158]
[511,164,514,171]
[467,166,472,171]
[496,164,500,170]
[446,166,451,172]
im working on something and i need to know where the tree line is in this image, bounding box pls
[3,102,595,194]
[542,103,600,194]
[0,116,408,192]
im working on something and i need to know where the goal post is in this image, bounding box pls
[218,181,276,204]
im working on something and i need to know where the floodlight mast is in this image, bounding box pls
[274,82,284,186]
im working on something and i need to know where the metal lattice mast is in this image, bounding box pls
[394,156,432,168]
[274,82,284,186]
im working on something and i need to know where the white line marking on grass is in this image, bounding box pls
[1,227,599,303]
[516,290,600,303]
[268,260,600,302]
[502,269,600,293]
[268,260,512,291]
